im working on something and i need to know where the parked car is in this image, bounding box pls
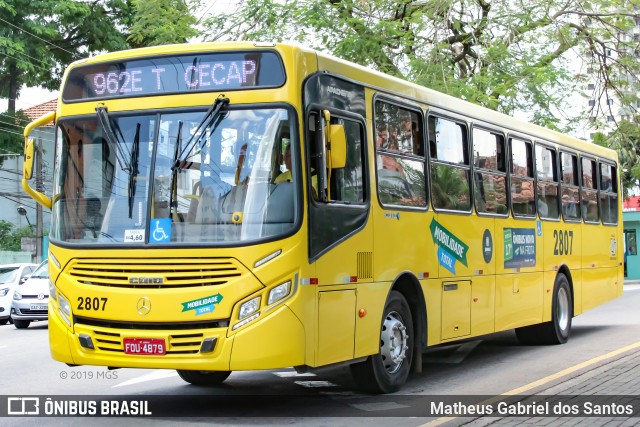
[0,263,38,325]
[11,260,49,329]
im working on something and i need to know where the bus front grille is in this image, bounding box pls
[67,258,242,288]
[88,327,210,355]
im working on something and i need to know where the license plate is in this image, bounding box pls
[123,338,166,355]
[30,304,48,310]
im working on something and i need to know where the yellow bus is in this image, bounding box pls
[22,42,623,393]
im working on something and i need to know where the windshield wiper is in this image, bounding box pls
[128,123,141,218]
[169,121,183,219]
[96,106,130,171]
[174,94,229,170]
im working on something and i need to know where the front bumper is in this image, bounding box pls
[11,299,49,321]
[49,302,305,371]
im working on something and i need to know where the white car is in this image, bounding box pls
[0,263,38,325]
[11,260,49,329]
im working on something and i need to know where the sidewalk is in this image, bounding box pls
[444,346,640,426]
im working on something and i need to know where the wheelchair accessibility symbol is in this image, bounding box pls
[150,218,172,243]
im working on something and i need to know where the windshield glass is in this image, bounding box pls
[0,268,19,283]
[51,107,297,245]
[30,261,49,279]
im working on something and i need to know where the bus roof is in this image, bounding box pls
[65,41,614,160]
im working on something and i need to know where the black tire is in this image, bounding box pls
[176,370,231,386]
[13,319,31,329]
[516,273,572,345]
[0,318,8,326]
[351,290,414,393]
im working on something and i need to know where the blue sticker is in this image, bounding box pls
[195,305,215,316]
[150,218,172,243]
[537,221,542,236]
[438,247,457,274]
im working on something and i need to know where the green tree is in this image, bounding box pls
[0,0,132,114]
[0,219,33,252]
[127,0,198,48]
[604,119,640,196]
[0,0,199,115]
[0,109,28,166]
[202,0,640,132]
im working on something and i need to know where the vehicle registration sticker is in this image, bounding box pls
[30,304,48,310]
[123,338,166,355]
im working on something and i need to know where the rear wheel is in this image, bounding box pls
[351,290,413,393]
[13,319,31,329]
[0,318,8,326]
[176,370,231,386]
[516,273,572,345]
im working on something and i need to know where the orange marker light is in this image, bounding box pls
[358,309,367,318]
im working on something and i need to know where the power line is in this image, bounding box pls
[0,126,54,142]
[1,45,55,69]
[0,17,75,56]
[0,112,31,125]
[0,118,24,130]
[0,51,55,74]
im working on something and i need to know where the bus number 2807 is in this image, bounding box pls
[553,230,574,256]
[77,297,108,311]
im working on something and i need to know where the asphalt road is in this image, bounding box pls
[2,285,640,426]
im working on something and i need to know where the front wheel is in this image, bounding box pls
[0,318,8,326]
[13,319,31,329]
[351,290,414,393]
[516,273,572,345]
[177,370,231,386]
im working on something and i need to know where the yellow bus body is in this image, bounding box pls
[23,42,623,392]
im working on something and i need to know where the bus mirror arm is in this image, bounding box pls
[22,111,55,209]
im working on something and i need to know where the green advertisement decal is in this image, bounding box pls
[429,218,469,267]
[181,293,224,316]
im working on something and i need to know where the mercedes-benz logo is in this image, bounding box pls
[137,297,151,315]
[37,293,45,300]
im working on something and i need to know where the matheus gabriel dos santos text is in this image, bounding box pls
[431,400,635,416]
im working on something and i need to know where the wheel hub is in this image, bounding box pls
[380,311,408,374]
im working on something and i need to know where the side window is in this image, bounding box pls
[428,116,470,211]
[307,110,368,260]
[581,157,599,222]
[599,162,618,224]
[560,152,581,221]
[374,100,426,207]
[472,127,507,215]
[330,117,365,204]
[510,138,535,217]
[535,144,560,219]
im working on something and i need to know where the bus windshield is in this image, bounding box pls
[51,107,297,245]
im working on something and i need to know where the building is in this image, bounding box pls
[624,196,640,280]
[0,99,56,262]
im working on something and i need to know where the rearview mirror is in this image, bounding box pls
[329,124,347,169]
[23,139,34,180]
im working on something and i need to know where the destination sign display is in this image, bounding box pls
[62,51,285,101]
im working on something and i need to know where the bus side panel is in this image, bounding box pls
[542,220,582,321]
[581,222,619,312]
[424,278,443,345]
[494,272,543,331]
[354,282,390,358]
[495,217,543,331]
[470,275,495,337]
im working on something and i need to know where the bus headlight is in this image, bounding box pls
[58,293,72,326]
[13,291,22,301]
[49,281,57,303]
[268,281,291,305]
[238,296,260,320]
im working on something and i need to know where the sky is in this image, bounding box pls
[2,86,58,113]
